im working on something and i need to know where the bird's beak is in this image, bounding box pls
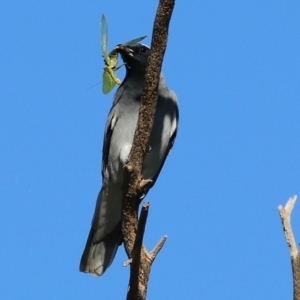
[115,45,134,57]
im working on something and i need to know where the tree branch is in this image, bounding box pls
[133,203,150,253]
[121,0,175,299]
[149,236,167,261]
[278,195,300,300]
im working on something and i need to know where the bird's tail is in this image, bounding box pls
[79,221,122,276]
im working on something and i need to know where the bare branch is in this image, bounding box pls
[133,203,150,252]
[278,195,298,258]
[278,195,300,300]
[149,236,167,263]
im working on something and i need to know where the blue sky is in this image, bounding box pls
[1,1,300,299]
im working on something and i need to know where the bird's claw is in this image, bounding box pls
[139,179,153,190]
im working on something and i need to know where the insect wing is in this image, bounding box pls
[102,70,116,94]
[101,14,110,64]
[122,35,147,47]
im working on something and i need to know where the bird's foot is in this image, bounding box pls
[139,178,153,190]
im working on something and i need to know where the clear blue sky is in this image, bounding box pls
[1,1,300,299]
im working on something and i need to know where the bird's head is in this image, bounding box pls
[116,43,150,74]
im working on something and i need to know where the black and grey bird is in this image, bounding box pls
[80,43,179,276]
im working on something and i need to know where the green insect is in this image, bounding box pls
[101,14,147,94]
[101,15,121,94]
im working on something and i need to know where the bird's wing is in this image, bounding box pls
[101,108,118,178]
[148,89,179,187]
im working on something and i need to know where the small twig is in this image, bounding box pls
[278,195,300,300]
[149,236,167,262]
[123,259,132,267]
[278,196,298,258]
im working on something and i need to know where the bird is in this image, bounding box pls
[79,43,179,276]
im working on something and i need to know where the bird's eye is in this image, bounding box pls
[140,46,147,53]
